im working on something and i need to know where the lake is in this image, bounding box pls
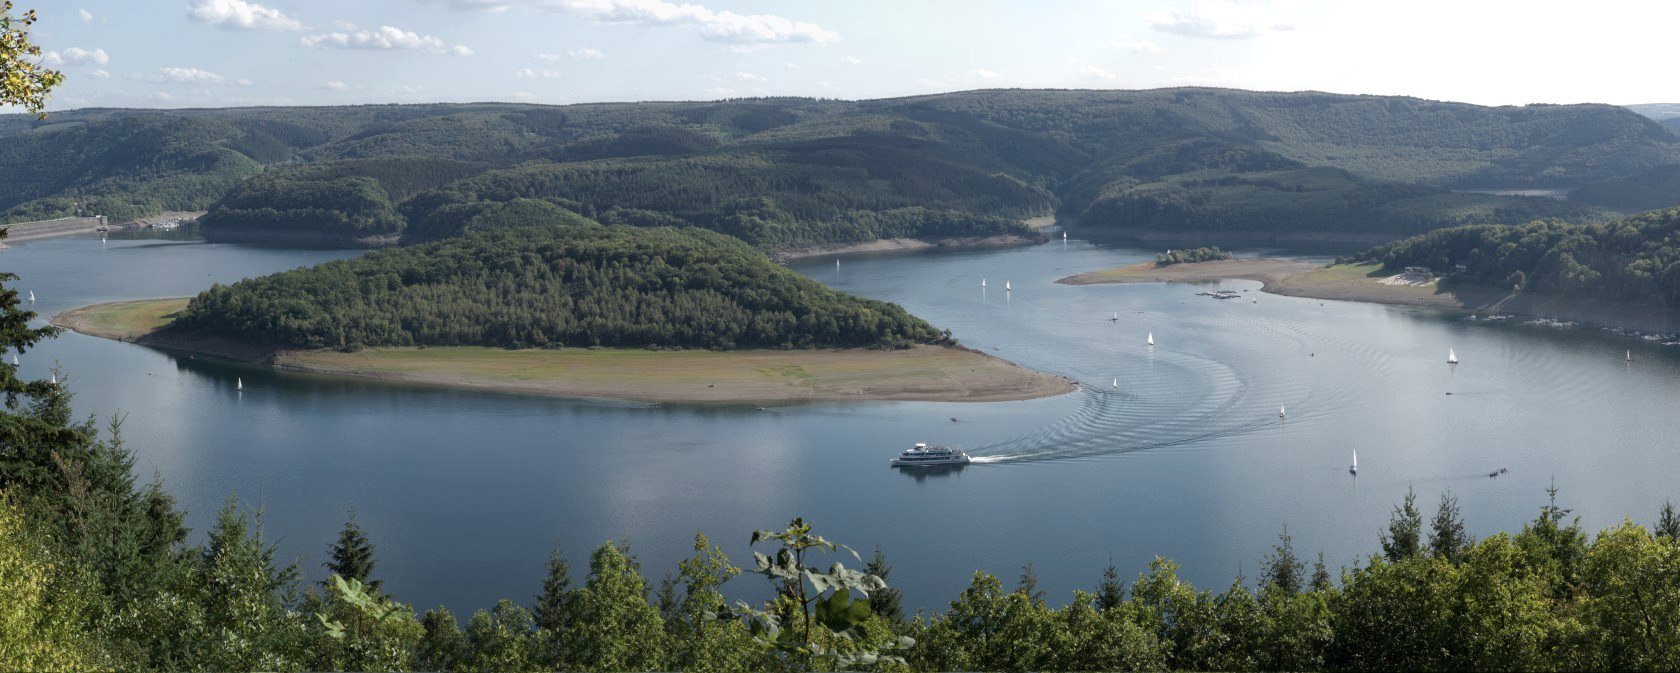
[6,231,1679,617]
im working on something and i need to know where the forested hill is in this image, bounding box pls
[1360,207,1680,308]
[6,89,1679,246]
[171,210,948,350]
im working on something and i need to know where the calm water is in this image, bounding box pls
[6,232,1680,616]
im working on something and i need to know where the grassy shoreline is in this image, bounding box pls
[51,299,1076,404]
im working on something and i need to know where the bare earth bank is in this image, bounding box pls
[52,299,1076,404]
[1060,259,1680,332]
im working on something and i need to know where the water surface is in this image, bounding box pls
[7,232,1679,616]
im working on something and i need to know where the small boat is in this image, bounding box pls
[1447,348,1458,364]
[1349,449,1358,475]
[1112,377,1119,390]
[981,278,987,288]
[1110,312,1119,322]
[1062,231,1068,241]
[1279,405,1286,418]
[1005,281,1012,292]
[236,377,243,391]
[49,373,56,385]
[1147,332,1154,347]
[890,442,972,467]
[1627,349,1633,362]
[27,291,34,302]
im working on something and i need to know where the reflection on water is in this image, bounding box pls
[8,234,1680,619]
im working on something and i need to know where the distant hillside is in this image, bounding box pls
[8,89,1677,244]
[1571,164,1680,213]
[1359,207,1680,308]
[172,215,949,350]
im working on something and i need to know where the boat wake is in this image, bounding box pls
[962,310,1391,465]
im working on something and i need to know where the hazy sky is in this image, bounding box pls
[14,0,1677,111]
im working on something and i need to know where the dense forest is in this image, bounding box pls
[1157,246,1231,266]
[172,215,948,351]
[1358,207,1680,308]
[8,89,1680,246]
[12,278,1680,670]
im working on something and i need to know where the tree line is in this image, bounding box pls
[174,217,949,351]
[1358,206,1680,308]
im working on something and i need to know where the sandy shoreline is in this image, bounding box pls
[1060,258,1680,332]
[52,299,1076,404]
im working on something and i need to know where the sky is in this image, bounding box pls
[12,0,1679,112]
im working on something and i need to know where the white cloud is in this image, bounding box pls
[301,25,472,55]
[89,69,110,79]
[451,0,839,44]
[512,91,537,100]
[43,47,109,66]
[323,81,350,90]
[78,8,93,22]
[1148,0,1297,39]
[236,78,253,86]
[974,69,999,79]
[149,91,175,102]
[568,47,605,61]
[516,68,562,79]
[705,86,738,98]
[391,85,424,94]
[131,67,231,85]
[186,0,304,31]
[536,52,563,61]
[843,55,864,65]
[735,71,766,82]
[1084,65,1118,80]
[1108,38,1165,53]
[785,62,799,70]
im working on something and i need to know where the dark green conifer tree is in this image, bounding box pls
[1429,490,1472,563]
[325,510,378,591]
[1263,524,1304,595]
[1310,551,1332,592]
[1657,501,1680,539]
[1016,562,1044,604]
[1095,558,1126,611]
[865,546,904,625]
[1380,486,1423,562]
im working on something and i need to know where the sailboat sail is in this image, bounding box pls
[1447,348,1458,364]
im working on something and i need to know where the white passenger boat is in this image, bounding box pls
[890,442,972,467]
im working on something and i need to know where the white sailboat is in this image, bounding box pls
[1447,348,1458,364]
[1147,332,1154,347]
[49,373,56,385]
[1062,231,1068,241]
[8,354,16,366]
[27,291,34,302]
[1112,378,1119,390]
[1110,312,1119,322]
[981,278,987,288]
[1279,405,1286,418]
[1627,349,1633,362]
[1349,449,1358,475]
[1005,281,1012,292]
[236,377,243,391]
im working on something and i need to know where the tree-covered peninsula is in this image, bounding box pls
[1358,206,1680,308]
[171,213,948,351]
